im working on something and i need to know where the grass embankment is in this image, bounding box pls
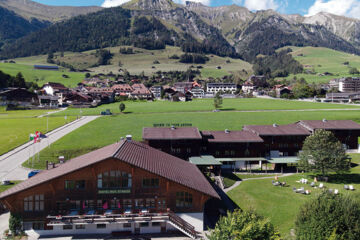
[278,46,360,83]
[23,109,360,169]
[0,181,21,193]
[0,109,76,156]
[0,62,85,88]
[54,98,360,116]
[227,154,360,238]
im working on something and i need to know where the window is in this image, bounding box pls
[176,192,193,208]
[65,180,75,190]
[123,223,131,228]
[123,199,132,209]
[186,148,191,153]
[140,222,149,227]
[110,199,121,209]
[135,199,144,209]
[76,225,85,229]
[97,224,106,229]
[24,196,33,212]
[33,222,44,230]
[34,194,44,211]
[152,222,161,227]
[215,151,220,156]
[70,200,81,210]
[230,150,236,156]
[63,225,73,230]
[158,199,166,209]
[146,198,156,208]
[142,178,159,188]
[97,171,132,189]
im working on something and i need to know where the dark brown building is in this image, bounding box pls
[243,124,311,157]
[143,127,203,159]
[0,140,218,238]
[298,120,360,149]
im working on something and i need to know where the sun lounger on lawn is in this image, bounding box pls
[319,183,324,189]
[349,185,355,191]
[334,189,339,195]
[310,182,315,187]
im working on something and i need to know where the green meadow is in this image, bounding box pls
[227,154,360,238]
[0,181,21,193]
[0,62,85,88]
[24,109,360,169]
[278,46,360,83]
[54,98,360,116]
[0,108,76,156]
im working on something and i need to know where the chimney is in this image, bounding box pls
[126,135,132,141]
[273,123,278,127]
[225,129,230,134]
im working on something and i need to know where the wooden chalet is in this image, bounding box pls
[143,127,203,160]
[0,88,38,107]
[0,140,218,238]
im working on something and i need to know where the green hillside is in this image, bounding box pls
[0,62,85,88]
[278,46,360,83]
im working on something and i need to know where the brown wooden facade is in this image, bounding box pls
[1,158,211,230]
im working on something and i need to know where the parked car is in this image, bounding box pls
[28,170,41,178]
[2,180,13,185]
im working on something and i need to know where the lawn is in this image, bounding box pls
[0,107,77,155]
[23,109,360,169]
[277,46,360,83]
[54,98,360,116]
[0,181,21,193]
[0,62,85,88]
[227,153,360,238]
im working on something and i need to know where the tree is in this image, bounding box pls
[13,72,26,88]
[9,213,22,236]
[207,209,280,240]
[295,192,360,240]
[119,103,125,113]
[298,129,350,176]
[349,67,360,75]
[213,92,223,110]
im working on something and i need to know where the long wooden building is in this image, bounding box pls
[0,140,219,238]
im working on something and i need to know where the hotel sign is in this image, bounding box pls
[98,189,131,194]
[153,123,192,127]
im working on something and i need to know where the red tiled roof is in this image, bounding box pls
[0,141,218,199]
[298,120,360,131]
[202,130,264,143]
[143,127,202,140]
[243,124,311,136]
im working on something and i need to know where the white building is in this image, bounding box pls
[206,83,237,94]
[190,87,205,98]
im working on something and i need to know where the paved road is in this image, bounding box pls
[0,116,99,181]
[0,212,9,239]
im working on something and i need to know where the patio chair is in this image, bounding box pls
[344,185,349,190]
[349,185,355,191]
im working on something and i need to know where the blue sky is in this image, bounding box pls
[32,0,360,18]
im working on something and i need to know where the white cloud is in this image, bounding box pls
[306,0,360,19]
[101,0,131,8]
[175,0,211,6]
[243,0,279,11]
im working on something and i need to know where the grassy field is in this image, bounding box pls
[53,98,360,116]
[0,108,77,156]
[50,46,253,79]
[23,109,360,169]
[0,181,21,193]
[0,62,85,88]
[227,154,360,238]
[277,46,360,83]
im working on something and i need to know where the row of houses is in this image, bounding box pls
[329,77,360,93]
[143,119,360,172]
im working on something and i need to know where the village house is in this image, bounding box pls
[173,82,194,94]
[150,86,163,99]
[111,84,133,97]
[207,83,237,95]
[241,81,255,94]
[0,88,39,107]
[130,84,152,100]
[38,96,60,108]
[41,82,69,106]
[0,139,218,238]
[274,85,292,98]
[190,86,205,99]
[325,92,360,103]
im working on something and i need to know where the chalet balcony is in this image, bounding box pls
[47,209,198,239]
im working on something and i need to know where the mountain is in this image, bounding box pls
[0,0,102,22]
[0,6,50,47]
[186,3,360,60]
[1,0,360,62]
